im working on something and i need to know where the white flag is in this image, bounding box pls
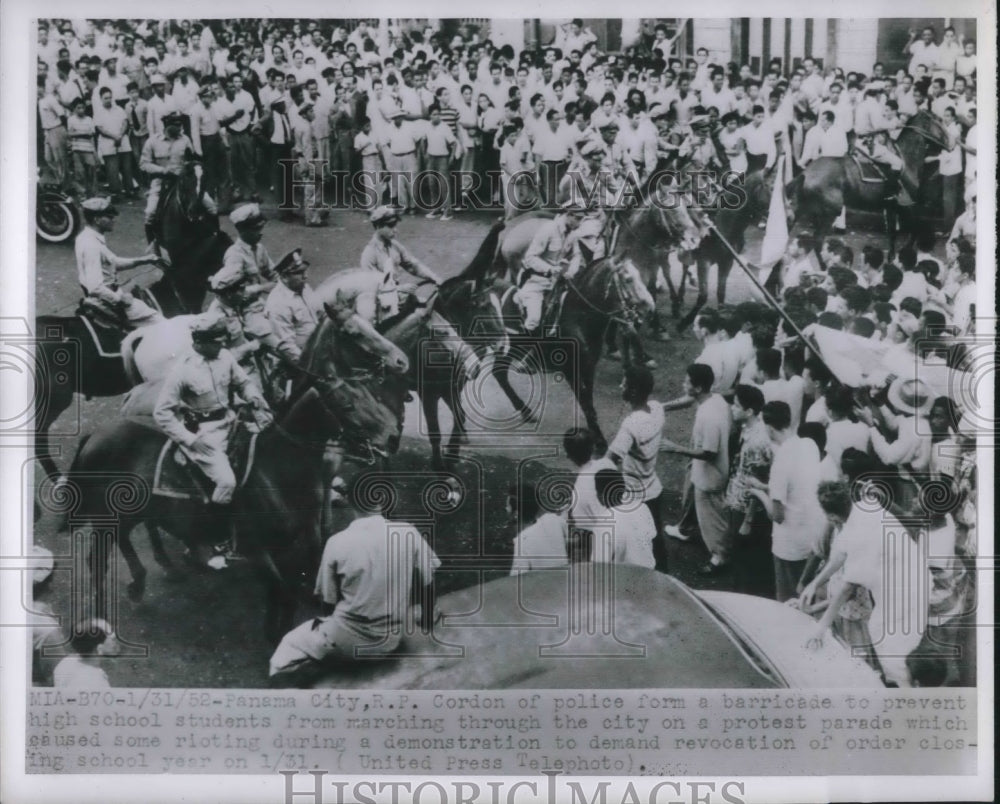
[759,155,789,270]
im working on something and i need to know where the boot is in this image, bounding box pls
[208,505,242,570]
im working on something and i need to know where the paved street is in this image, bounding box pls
[32,197,891,687]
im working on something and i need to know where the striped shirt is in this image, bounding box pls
[436,105,460,138]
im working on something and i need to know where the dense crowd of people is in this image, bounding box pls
[37,19,976,227]
[32,18,980,689]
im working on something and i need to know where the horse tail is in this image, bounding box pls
[457,219,506,287]
[120,330,144,386]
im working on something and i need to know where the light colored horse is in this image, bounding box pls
[120,314,200,384]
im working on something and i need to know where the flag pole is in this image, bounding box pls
[701,217,832,370]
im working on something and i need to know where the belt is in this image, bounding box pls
[391,150,415,156]
[44,124,66,131]
[187,407,228,423]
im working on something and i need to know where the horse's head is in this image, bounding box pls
[296,314,408,457]
[611,257,656,321]
[170,159,208,220]
[898,109,949,168]
[647,186,709,251]
[320,303,409,375]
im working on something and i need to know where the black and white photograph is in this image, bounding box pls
[1,2,994,802]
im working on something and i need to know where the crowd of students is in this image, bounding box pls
[508,219,979,687]
[37,19,976,227]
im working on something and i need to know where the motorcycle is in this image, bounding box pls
[36,184,80,244]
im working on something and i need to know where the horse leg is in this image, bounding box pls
[87,525,116,621]
[567,351,606,454]
[677,257,710,333]
[146,520,184,582]
[117,527,149,602]
[444,394,468,467]
[717,255,732,306]
[492,356,537,424]
[421,388,445,471]
[605,320,621,359]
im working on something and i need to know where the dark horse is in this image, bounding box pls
[62,307,408,641]
[467,222,656,451]
[412,223,508,469]
[144,161,233,316]
[665,169,774,332]
[33,162,229,484]
[786,110,948,257]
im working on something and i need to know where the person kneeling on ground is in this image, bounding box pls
[268,473,440,687]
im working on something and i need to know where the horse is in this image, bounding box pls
[33,163,229,484]
[143,161,233,316]
[664,169,774,332]
[397,221,509,470]
[61,305,409,642]
[496,188,707,363]
[463,225,655,452]
[785,110,948,257]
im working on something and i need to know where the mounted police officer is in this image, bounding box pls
[139,110,214,250]
[359,205,482,379]
[264,248,323,363]
[153,314,273,568]
[517,199,587,336]
[558,139,619,260]
[153,314,272,505]
[75,196,165,328]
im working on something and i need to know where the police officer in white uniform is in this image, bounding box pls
[75,197,164,327]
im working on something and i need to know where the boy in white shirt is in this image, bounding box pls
[508,483,569,575]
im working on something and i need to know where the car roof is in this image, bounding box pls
[314,564,779,689]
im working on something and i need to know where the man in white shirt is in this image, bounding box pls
[700,67,737,117]
[661,363,732,575]
[508,483,570,574]
[904,27,940,77]
[269,482,440,685]
[564,426,616,562]
[751,400,825,601]
[92,86,133,198]
[800,109,849,165]
[591,468,657,570]
[738,105,776,174]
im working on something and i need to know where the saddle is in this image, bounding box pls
[849,149,891,184]
[75,298,127,357]
[152,424,258,503]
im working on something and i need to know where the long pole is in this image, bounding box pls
[701,218,837,376]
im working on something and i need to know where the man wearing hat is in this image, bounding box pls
[857,377,934,489]
[138,110,196,245]
[361,206,441,318]
[264,248,323,363]
[596,119,628,183]
[154,313,272,512]
[220,201,277,292]
[75,197,164,328]
[360,206,483,377]
[145,73,177,138]
[558,139,618,259]
[518,200,587,335]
